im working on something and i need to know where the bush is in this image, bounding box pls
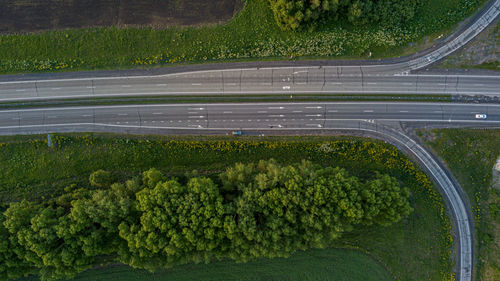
[89,170,113,188]
[268,0,420,30]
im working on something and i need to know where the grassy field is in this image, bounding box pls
[0,133,452,280]
[419,129,500,280]
[72,248,392,281]
[0,0,487,74]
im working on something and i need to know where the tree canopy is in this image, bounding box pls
[0,160,412,280]
[268,0,420,30]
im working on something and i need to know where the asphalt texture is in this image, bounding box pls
[1,69,500,102]
[0,102,498,132]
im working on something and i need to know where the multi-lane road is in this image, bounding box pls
[0,102,498,133]
[1,70,500,101]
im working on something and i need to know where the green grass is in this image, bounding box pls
[419,129,500,280]
[72,248,392,281]
[0,0,487,74]
[0,133,452,280]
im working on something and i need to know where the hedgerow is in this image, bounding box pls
[0,160,412,280]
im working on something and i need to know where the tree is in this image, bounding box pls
[0,212,34,281]
[268,0,420,30]
[3,201,92,281]
[360,173,412,226]
[142,168,165,188]
[118,177,228,271]
[269,0,339,30]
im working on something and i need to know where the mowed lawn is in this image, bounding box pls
[73,248,392,281]
[0,0,487,74]
[0,134,452,280]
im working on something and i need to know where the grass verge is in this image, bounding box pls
[418,128,500,280]
[1,133,452,280]
[0,0,487,74]
[71,248,391,281]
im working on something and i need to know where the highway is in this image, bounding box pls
[1,71,500,101]
[0,102,499,132]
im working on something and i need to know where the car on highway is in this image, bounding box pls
[232,130,243,136]
[475,114,487,119]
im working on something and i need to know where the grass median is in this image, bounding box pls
[0,133,453,280]
[0,0,488,74]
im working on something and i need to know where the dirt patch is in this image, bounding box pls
[493,157,500,189]
[440,17,500,68]
[0,0,243,34]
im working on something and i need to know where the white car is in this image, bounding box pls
[475,114,487,119]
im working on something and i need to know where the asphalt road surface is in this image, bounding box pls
[0,102,498,132]
[1,71,500,101]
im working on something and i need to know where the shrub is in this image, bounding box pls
[89,170,113,188]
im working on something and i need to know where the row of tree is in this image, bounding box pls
[0,160,412,280]
[268,0,420,30]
